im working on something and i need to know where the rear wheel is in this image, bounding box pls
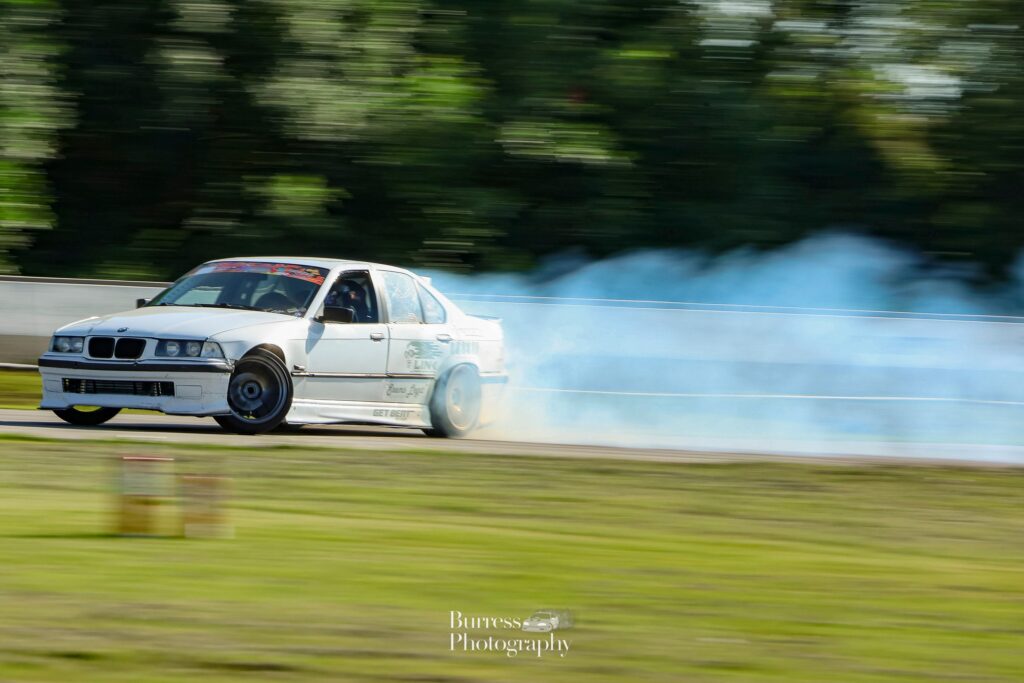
[214,349,293,435]
[53,406,121,426]
[426,365,481,438]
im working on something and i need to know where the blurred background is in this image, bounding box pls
[2,4,1024,682]
[3,0,1024,281]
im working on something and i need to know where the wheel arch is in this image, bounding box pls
[244,343,287,366]
[435,356,480,382]
[429,357,480,399]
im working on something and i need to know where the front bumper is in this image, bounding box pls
[38,356,233,416]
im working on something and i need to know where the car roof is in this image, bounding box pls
[209,256,410,273]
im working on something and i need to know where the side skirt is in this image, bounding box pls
[286,399,431,429]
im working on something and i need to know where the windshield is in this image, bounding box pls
[149,261,329,316]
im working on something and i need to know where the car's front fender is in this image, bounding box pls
[210,320,309,371]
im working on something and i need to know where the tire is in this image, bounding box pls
[53,406,121,426]
[214,349,293,435]
[427,365,481,438]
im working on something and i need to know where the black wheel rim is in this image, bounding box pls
[227,359,287,423]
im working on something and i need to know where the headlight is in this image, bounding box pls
[156,339,224,358]
[200,341,223,358]
[51,336,84,353]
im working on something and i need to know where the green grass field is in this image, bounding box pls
[0,368,41,409]
[0,436,1021,682]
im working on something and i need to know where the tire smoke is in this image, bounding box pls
[430,234,1024,462]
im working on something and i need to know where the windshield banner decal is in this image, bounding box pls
[200,262,327,285]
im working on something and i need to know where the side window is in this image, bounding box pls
[325,271,379,323]
[381,271,423,324]
[419,285,446,324]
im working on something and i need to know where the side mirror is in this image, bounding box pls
[136,298,149,308]
[319,305,354,324]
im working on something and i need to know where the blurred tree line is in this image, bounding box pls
[1,0,1023,279]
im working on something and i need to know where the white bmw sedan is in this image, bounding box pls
[38,258,506,436]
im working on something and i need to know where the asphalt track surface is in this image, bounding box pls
[1,408,1021,467]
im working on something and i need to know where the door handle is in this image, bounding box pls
[436,333,452,343]
[370,332,385,341]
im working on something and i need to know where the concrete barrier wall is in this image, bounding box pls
[0,277,166,364]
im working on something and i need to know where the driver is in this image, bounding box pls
[326,279,373,322]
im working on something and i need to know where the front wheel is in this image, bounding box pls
[214,349,293,435]
[53,406,121,426]
[427,365,481,438]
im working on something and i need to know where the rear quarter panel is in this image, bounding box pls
[452,315,503,375]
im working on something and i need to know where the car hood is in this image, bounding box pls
[57,306,297,339]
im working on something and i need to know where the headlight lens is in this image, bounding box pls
[52,336,84,353]
[200,341,223,358]
[156,339,224,359]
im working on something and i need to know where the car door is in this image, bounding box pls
[301,270,389,403]
[378,269,453,404]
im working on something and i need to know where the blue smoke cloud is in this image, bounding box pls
[428,234,1024,462]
